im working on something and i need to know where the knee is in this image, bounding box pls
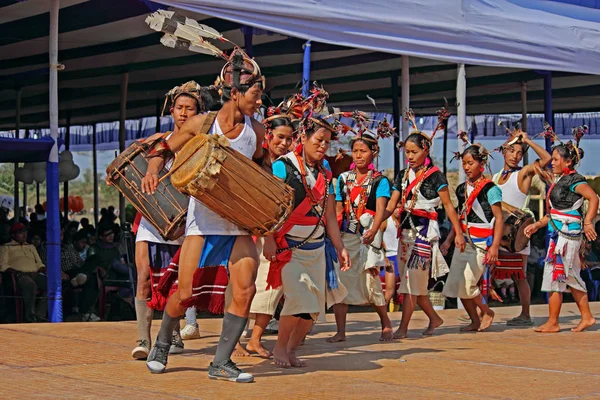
[178,287,193,303]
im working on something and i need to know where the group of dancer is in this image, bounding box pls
[122,16,598,384]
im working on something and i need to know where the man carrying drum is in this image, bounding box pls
[141,49,266,383]
[131,81,211,360]
[493,128,551,326]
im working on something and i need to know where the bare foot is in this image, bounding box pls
[272,346,291,368]
[534,321,561,333]
[246,340,272,359]
[380,326,394,341]
[288,351,306,368]
[478,310,495,332]
[233,342,250,357]
[460,321,480,332]
[393,327,407,339]
[327,332,346,343]
[423,317,444,336]
[571,317,596,332]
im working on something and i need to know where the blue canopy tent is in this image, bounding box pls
[0,136,56,163]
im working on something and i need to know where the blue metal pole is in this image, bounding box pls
[243,26,253,58]
[302,41,311,97]
[47,0,62,322]
[543,72,553,152]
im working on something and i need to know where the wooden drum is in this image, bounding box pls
[170,134,294,236]
[106,140,188,240]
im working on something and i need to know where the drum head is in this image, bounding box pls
[513,216,534,252]
[170,135,211,188]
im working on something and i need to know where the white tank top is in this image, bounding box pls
[137,132,182,245]
[494,170,531,255]
[383,216,399,257]
[186,115,258,236]
[494,171,528,209]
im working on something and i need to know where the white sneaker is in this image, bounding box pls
[180,324,201,340]
[132,339,150,360]
[82,313,101,322]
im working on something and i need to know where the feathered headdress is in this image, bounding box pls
[494,120,527,153]
[452,130,493,173]
[397,105,451,150]
[564,125,587,167]
[161,80,211,117]
[146,10,264,95]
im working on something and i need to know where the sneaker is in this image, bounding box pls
[146,340,170,374]
[82,312,101,322]
[208,359,254,383]
[75,273,87,286]
[132,339,150,360]
[169,331,184,354]
[180,324,201,340]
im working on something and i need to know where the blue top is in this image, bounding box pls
[272,159,334,193]
[487,185,503,206]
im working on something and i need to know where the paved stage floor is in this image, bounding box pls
[1,303,599,399]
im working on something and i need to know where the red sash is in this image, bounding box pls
[399,166,440,214]
[266,169,332,289]
[460,178,492,220]
[344,171,380,220]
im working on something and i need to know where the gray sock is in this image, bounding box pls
[212,313,248,366]
[157,311,181,345]
[185,306,198,327]
[135,299,153,346]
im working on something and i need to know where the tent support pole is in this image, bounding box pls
[93,123,99,228]
[457,64,467,184]
[543,73,553,153]
[47,0,62,322]
[14,88,21,222]
[119,72,129,226]
[391,70,400,175]
[521,81,529,165]
[63,113,71,222]
[23,129,29,212]
[401,55,409,168]
[302,41,311,97]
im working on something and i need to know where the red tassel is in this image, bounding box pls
[266,234,293,289]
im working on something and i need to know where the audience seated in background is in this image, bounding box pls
[0,223,47,322]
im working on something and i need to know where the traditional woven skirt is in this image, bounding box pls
[397,229,432,296]
[280,240,326,320]
[443,244,487,299]
[337,232,386,306]
[249,238,284,317]
[541,236,586,293]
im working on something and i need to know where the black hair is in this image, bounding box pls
[350,135,378,154]
[462,145,488,163]
[404,132,433,165]
[175,87,214,113]
[553,143,584,167]
[504,140,529,154]
[268,116,294,132]
[304,117,337,139]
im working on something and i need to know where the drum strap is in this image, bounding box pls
[198,112,218,136]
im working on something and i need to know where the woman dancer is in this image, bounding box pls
[366,109,465,338]
[442,138,503,332]
[329,125,394,342]
[263,112,351,368]
[244,107,296,358]
[524,126,597,332]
